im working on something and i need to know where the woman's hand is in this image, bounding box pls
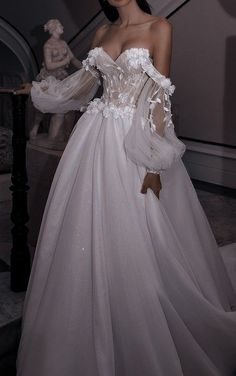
[141,172,162,199]
[14,83,33,95]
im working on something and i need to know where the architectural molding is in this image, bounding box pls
[157,0,190,17]
[182,140,236,189]
[0,17,38,81]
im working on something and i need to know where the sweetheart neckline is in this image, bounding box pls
[91,46,152,63]
[86,46,174,88]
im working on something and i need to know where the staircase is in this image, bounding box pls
[0,174,23,375]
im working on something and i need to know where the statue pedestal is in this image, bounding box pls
[26,142,62,247]
[29,133,67,151]
[28,111,78,151]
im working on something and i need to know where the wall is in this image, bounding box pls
[0,41,23,74]
[1,0,186,65]
[170,0,236,147]
[1,0,100,63]
[70,0,188,60]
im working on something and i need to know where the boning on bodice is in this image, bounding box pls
[31,46,186,173]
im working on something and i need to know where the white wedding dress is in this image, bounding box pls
[16,47,236,376]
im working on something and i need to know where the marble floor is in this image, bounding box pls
[195,186,236,246]
[0,177,235,376]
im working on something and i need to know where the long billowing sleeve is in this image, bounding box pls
[124,59,186,174]
[31,64,101,114]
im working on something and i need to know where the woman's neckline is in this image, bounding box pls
[91,46,152,63]
[86,46,173,85]
[109,17,160,28]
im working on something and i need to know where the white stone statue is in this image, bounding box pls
[29,19,82,149]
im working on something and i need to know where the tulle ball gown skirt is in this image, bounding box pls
[16,109,236,376]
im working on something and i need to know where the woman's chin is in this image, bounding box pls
[108,0,132,8]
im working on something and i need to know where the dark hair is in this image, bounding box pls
[98,0,152,22]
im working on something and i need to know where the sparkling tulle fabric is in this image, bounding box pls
[17,48,236,376]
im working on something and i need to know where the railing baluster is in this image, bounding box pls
[10,92,30,292]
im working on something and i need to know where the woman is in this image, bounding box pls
[16,1,236,375]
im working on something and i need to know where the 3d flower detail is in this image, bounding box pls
[86,98,135,120]
[125,48,150,69]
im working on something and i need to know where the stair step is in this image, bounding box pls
[0,272,24,367]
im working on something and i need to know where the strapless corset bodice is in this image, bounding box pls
[82,47,174,119]
[31,44,186,176]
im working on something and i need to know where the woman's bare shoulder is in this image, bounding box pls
[91,23,111,48]
[96,23,111,35]
[150,16,172,35]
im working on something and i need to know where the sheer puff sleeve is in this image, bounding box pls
[30,59,101,114]
[124,57,186,174]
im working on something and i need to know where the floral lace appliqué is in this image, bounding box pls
[82,47,101,70]
[124,48,175,95]
[81,48,101,79]
[86,98,135,120]
[143,62,175,95]
[125,48,150,69]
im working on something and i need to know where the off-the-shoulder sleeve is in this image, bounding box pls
[124,58,186,174]
[31,62,101,114]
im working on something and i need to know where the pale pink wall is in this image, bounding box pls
[170,0,236,147]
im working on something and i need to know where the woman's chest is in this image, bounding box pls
[99,27,152,61]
